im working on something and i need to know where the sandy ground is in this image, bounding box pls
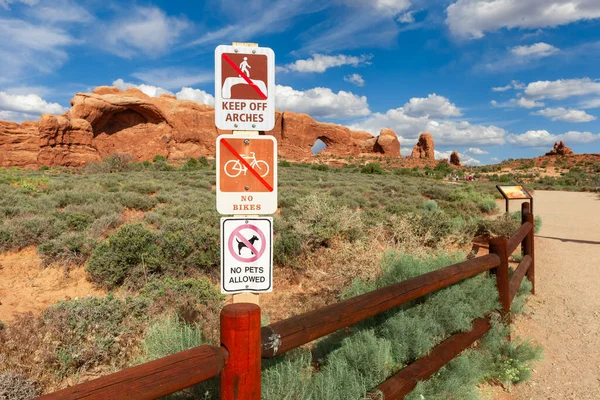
[497,190,600,400]
[0,248,104,322]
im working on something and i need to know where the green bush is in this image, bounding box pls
[38,232,96,266]
[198,156,210,167]
[360,162,385,174]
[279,160,292,167]
[0,372,40,400]
[42,294,149,378]
[86,223,160,289]
[311,164,329,172]
[153,155,167,162]
[115,192,158,211]
[422,199,438,212]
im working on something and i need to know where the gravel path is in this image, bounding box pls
[506,190,600,400]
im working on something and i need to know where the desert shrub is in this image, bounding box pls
[273,230,303,268]
[137,317,218,400]
[0,372,40,400]
[104,153,134,172]
[38,232,96,266]
[198,156,210,167]
[140,277,223,336]
[261,253,540,400]
[114,192,158,211]
[125,181,161,195]
[86,213,124,237]
[278,193,363,253]
[360,162,385,175]
[311,164,329,172]
[0,216,63,251]
[86,223,160,289]
[422,199,438,211]
[153,155,166,162]
[42,295,148,378]
[279,160,291,167]
[182,158,199,170]
[477,214,520,238]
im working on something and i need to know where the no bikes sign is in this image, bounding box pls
[216,134,277,215]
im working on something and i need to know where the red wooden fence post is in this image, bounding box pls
[489,236,510,323]
[220,303,261,400]
[521,202,535,294]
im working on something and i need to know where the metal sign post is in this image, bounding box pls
[216,42,276,305]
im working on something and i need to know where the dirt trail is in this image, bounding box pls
[0,248,104,322]
[503,190,600,400]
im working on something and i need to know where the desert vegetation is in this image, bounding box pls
[0,156,542,399]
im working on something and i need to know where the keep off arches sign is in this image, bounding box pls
[214,45,275,131]
[221,217,273,294]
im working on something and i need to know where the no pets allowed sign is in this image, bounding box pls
[220,217,273,294]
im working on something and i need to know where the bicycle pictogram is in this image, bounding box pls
[223,152,269,178]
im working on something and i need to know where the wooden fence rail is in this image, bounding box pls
[36,202,536,400]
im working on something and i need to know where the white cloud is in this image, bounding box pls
[511,42,559,58]
[341,0,411,16]
[447,0,600,39]
[0,0,38,10]
[344,73,365,87]
[490,157,500,163]
[0,91,67,122]
[28,1,93,24]
[397,11,415,23]
[112,79,173,98]
[176,87,215,106]
[275,85,370,119]
[350,97,506,147]
[403,94,462,118]
[507,130,600,147]
[532,107,596,123]
[435,150,481,166]
[491,96,544,109]
[0,17,76,82]
[580,98,600,109]
[279,54,372,73]
[515,97,545,109]
[101,7,188,58]
[297,0,412,52]
[465,147,488,155]
[492,85,512,92]
[131,68,212,90]
[492,80,525,92]
[524,78,600,100]
[188,0,327,48]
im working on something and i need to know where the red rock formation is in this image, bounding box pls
[545,141,574,156]
[0,121,40,168]
[411,132,435,160]
[0,86,404,168]
[373,128,400,156]
[449,150,461,166]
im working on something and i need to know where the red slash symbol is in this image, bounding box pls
[222,53,268,100]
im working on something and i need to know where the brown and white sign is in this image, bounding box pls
[216,134,277,215]
[214,45,275,131]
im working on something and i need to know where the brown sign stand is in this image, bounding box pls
[496,185,533,214]
[232,42,260,306]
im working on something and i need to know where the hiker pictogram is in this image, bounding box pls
[239,57,251,77]
[224,152,269,178]
[221,53,268,100]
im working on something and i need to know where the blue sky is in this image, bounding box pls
[2,0,600,165]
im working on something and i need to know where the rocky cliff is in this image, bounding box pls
[0,87,409,168]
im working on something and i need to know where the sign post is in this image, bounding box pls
[216,42,276,305]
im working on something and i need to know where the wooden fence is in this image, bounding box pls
[37,202,536,400]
